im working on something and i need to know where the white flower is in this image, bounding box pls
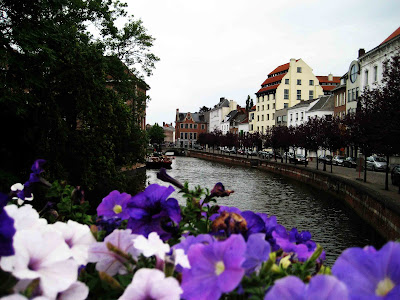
[50,220,96,265]
[133,232,170,259]
[0,229,78,299]
[58,281,89,300]
[174,248,190,269]
[4,204,47,231]
[119,268,182,300]
[10,183,33,205]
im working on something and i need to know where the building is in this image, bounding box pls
[220,107,248,135]
[175,109,207,148]
[162,122,175,145]
[248,106,256,132]
[359,26,400,92]
[208,97,237,132]
[332,76,347,119]
[287,99,317,127]
[306,95,334,120]
[253,58,325,133]
[275,108,288,127]
[316,74,340,95]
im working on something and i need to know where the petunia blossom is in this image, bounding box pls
[126,184,181,241]
[88,229,140,276]
[242,233,271,275]
[0,229,78,299]
[133,232,170,260]
[119,268,182,300]
[264,275,348,300]
[181,234,246,300]
[0,193,16,256]
[4,204,47,231]
[332,241,400,299]
[51,220,96,265]
[97,190,131,220]
[10,183,32,205]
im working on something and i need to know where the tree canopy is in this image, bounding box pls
[0,0,159,198]
[147,123,165,146]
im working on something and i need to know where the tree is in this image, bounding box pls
[147,124,165,146]
[199,106,210,113]
[0,0,159,199]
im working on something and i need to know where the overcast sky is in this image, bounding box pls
[125,0,400,126]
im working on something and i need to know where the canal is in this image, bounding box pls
[146,156,384,266]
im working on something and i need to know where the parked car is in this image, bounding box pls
[366,156,387,171]
[237,149,245,155]
[228,148,237,154]
[318,155,333,165]
[391,165,400,185]
[246,149,258,156]
[289,154,308,164]
[343,157,357,168]
[332,155,346,166]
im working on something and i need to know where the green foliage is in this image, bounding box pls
[0,0,158,198]
[147,123,165,145]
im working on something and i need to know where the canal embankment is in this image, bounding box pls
[187,150,400,241]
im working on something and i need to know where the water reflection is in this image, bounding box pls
[146,156,384,266]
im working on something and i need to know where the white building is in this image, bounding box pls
[287,99,317,127]
[359,26,400,92]
[208,97,237,133]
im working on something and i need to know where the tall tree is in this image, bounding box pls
[0,0,159,198]
[147,123,165,146]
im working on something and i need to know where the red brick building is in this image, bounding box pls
[175,109,207,148]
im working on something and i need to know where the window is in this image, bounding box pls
[290,114,293,121]
[185,124,188,128]
[257,115,259,121]
[297,90,301,100]
[194,124,197,129]
[262,105,264,111]
[284,103,288,109]
[189,124,193,129]
[284,89,289,99]
[350,63,359,83]
[297,67,302,73]
[194,133,197,140]
[309,90,313,100]
[309,80,314,85]
[261,115,264,121]
[301,112,304,120]
[180,133,183,139]
[365,70,368,86]
[296,113,298,121]
[374,66,378,82]
[285,79,289,84]
[250,124,253,131]
[267,104,270,110]
[185,133,188,139]
[261,126,264,133]
[272,103,275,109]
[277,116,282,122]
[189,133,193,139]
[336,95,339,107]
[297,79,301,85]
[201,124,205,129]
[356,87,359,99]
[257,106,259,111]
[348,90,351,102]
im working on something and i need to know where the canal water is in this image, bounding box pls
[146,156,384,266]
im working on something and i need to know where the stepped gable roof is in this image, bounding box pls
[261,74,286,86]
[308,95,334,112]
[380,26,400,45]
[177,112,206,123]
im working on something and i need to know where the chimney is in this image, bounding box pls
[328,73,333,81]
[163,122,165,126]
[358,48,365,58]
[220,97,225,102]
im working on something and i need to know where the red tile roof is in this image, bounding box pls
[380,26,400,45]
[268,62,290,75]
[261,74,286,86]
[257,84,280,94]
[321,85,337,91]
[316,76,340,83]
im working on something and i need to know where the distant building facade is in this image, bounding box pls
[162,122,175,144]
[175,109,207,148]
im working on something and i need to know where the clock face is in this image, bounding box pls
[350,64,358,83]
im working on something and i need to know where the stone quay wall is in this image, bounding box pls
[187,150,400,241]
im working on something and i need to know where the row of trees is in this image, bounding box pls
[198,54,400,191]
[0,0,159,200]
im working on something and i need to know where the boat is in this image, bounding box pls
[145,153,173,169]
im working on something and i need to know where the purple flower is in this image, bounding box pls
[156,168,184,189]
[173,234,215,253]
[96,216,123,236]
[181,234,246,300]
[210,206,242,221]
[332,241,400,299]
[242,233,271,275]
[97,190,131,220]
[0,193,16,256]
[264,275,348,300]
[31,159,46,175]
[210,182,234,197]
[126,184,181,241]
